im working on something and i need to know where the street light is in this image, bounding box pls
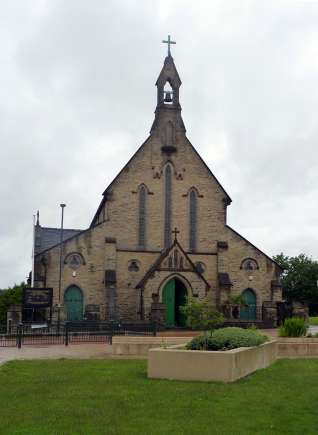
[57,203,66,333]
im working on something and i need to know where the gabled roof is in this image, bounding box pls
[90,133,232,228]
[136,238,210,289]
[34,225,83,256]
[226,225,283,271]
[186,137,232,204]
[90,136,151,228]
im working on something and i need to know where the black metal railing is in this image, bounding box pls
[0,321,157,348]
[222,305,276,328]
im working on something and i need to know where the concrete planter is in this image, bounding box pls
[112,336,192,356]
[277,338,318,358]
[148,340,277,382]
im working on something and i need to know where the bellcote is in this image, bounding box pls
[150,50,186,141]
[155,55,182,109]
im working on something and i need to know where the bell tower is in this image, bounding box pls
[150,36,186,153]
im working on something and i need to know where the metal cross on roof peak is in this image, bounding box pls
[172,227,180,241]
[162,34,176,56]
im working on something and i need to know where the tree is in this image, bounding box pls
[273,253,318,303]
[180,297,224,330]
[0,282,24,324]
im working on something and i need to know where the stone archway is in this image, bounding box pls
[162,277,188,328]
[64,286,83,321]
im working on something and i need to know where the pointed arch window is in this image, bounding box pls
[189,189,197,252]
[138,185,146,248]
[164,164,172,248]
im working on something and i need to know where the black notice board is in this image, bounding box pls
[22,288,53,309]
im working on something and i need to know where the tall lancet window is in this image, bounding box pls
[189,189,197,252]
[164,164,172,248]
[138,185,146,248]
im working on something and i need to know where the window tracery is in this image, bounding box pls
[164,164,172,248]
[128,260,140,272]
[64,253,85,270]
[189,189,197,251]
[138,185,146,248]
[241,258,259,271]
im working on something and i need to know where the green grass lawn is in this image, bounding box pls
[309,316,318,325]
[1,359,318,435]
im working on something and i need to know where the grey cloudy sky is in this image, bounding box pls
[1,0,317,288]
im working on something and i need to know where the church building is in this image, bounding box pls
[33,40,282,327]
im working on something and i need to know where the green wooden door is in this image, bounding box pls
[175,281,187,327]
[240,289,257,320]
[64,286,83,321]
[162,280,175,327]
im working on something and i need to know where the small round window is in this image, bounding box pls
[65,253,84,270]
[128,260,140,272]
[241,258,259,271]
[195,262,206,274]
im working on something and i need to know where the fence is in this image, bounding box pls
[0,321,157,348]
[223,305,275,328]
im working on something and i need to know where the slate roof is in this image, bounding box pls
[34,225,83,256]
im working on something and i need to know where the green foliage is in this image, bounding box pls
[309,317,318,325]
[180,297,224,330]
[279,317,308,337]
[224,294,247,306]
[273,253,318,302]
[186,327,267,351]
[0,283,24,323]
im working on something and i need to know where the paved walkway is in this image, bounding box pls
[309,326,318,335]
[0,343,112,365]
[0,328,280,365]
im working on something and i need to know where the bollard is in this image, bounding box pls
[17,324,22,349]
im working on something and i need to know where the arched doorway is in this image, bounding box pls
[240,288,257,320]
[162,277,188,328]
[64,286,83,321]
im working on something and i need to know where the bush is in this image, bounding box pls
[279,317,308,337]
[180,297,224,330]
[186,327,267,351]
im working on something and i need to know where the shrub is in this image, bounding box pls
[186,332,212,350]
[186,327,267,351]
[180,297,224,330]
[279,317,308,337]
[224,295,247,306]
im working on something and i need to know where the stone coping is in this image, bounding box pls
[148,340,277,383]
[278,337,318,342]
[112,336,192,356]
[277,337,318,357]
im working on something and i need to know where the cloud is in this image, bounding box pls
[0,0,317,287]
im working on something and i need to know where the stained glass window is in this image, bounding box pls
[164,165,172,248]
[138,186,146,248]
[189,190,197,251]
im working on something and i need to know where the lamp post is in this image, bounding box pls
[57,203,66,333]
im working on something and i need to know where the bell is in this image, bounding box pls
[164,91,173,103]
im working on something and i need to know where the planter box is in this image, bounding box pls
[277,338,318,358]
[112,336,192,356]
[148,340,277,382]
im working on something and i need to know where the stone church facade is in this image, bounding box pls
[33,52,282,327]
